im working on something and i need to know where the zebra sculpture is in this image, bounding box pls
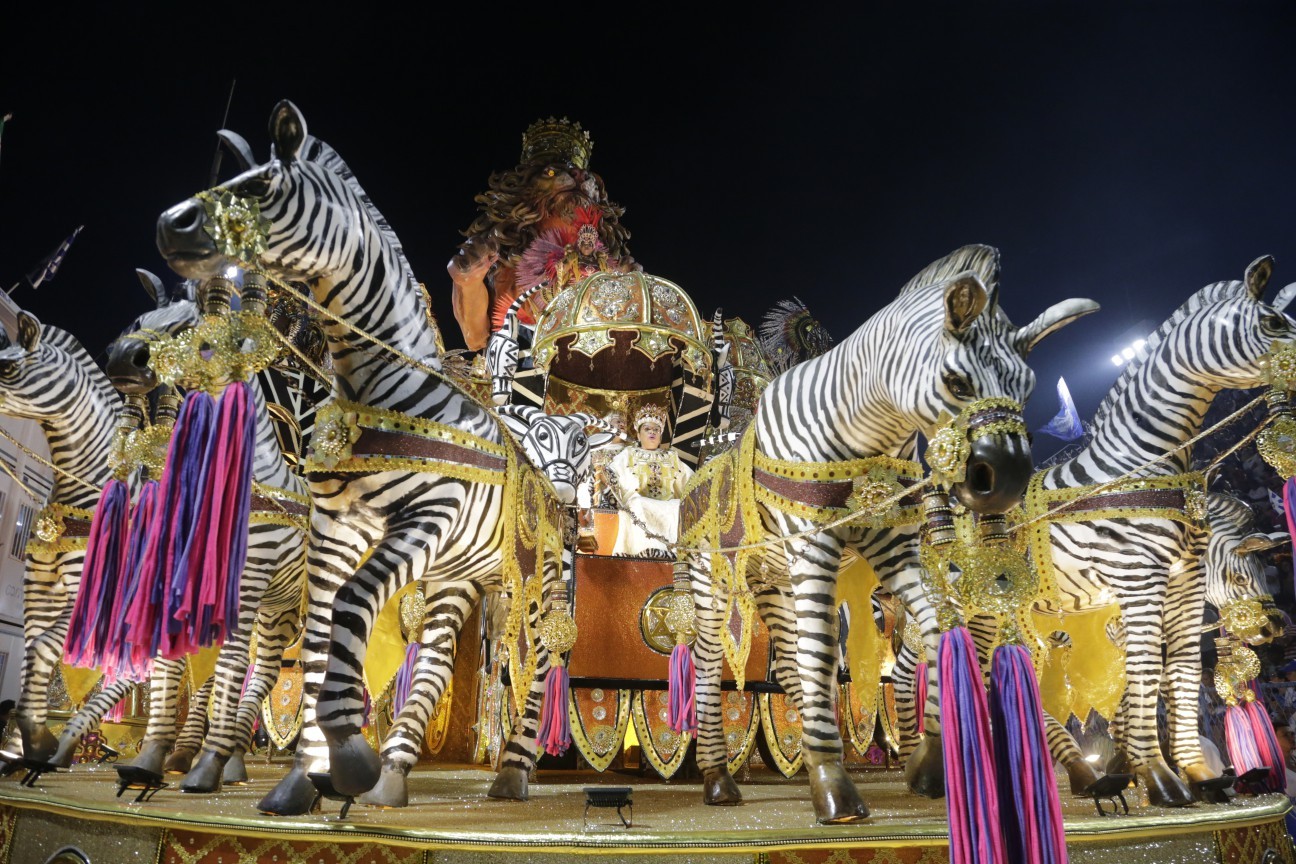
[102,274,309,793]
[0,312,120,764]
[677,244,1098,823]
[484,282,543,405]
[948,257,1292,808]
[157,100,601,813]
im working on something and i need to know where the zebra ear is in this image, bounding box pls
[269,100,307,164]
[1274,283,1296,313]
[1245,255,1275,301]
[1235,532,1289,556]
[16,311,40,353]
[136,268,166,309]
[942,273,988,335]
[497,404,542,441]
[217,129,256,173]
[1013,298,1102,356]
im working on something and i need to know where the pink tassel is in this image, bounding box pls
[939,626,1007,864]
[174,380,254,652]
[990,644,1068,864]
[1225,695,1284,792]
[393,642,418,715]
[916,657,928,736]
[100,480,160,683]
[537,663,572,757]
[64,479,131,669]
[668,643,698,733]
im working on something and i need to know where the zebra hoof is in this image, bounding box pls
[129,740,172,776]
[487,766,529,801]
[327,734,381,797]
[904,734,945,799]
[258,767,318,816]
[163,747,198,775]
[180,750,225,793]
[222,750,249,785]
[1066,758,1102,796]
[808,762,869,824]
[360,766,410,809]
[702,765,742,805]
[1184,763,1229,804]
[49,734,80,769]
[20,723,59,763]
[1139,760,1194,808]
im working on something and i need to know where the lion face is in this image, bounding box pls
[526,162,606,219]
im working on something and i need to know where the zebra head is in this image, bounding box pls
[1205,495,1288,644]
[0,311,50,416]
[104,270,200,394]
[497,405,614,505]
[891,248,1099,512]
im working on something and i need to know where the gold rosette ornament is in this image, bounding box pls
[309,404,362,470]
[1261,341,1296,392]
[33,509,65,544]
[1219,596,1273,644]
[925,417,970,488]
[198,189,272,266]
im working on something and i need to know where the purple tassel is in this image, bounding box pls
[100,479,160,682]
[64,479,131,669]
[393,642,419,715]
[1225,692,1284,793]
[939,626,1007,864]
[668,643,698,734]
[537,664,572,757]
[159,391,217,659]
[990,644,1068,864]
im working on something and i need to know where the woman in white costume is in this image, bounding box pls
[607,404,693,556]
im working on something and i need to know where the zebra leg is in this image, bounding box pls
[1162,561,1215,794]
[318,510,440,798]
[123,658,189,775]
[165,672,212,774]
[15,551,77,761]
[180,560,273,793]
[364,580,482,808]
[257,516,371,816]
[693,558,740,805]
[756,580,807,713]
[891,642,922,759]
[50,678,135,768]
[788,535,868,823]
[487,579,554,801]
[1120,600,1193,807]
[888,580,944,798]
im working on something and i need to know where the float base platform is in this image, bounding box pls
[0,762,1289,863]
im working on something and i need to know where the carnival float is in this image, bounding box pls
[0,103,1289,864]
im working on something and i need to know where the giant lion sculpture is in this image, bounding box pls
[448,118,636,350]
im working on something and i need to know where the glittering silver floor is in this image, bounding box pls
[0,759,1288,856]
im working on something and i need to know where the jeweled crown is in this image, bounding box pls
[634,403,668,431]
[521,117,593,169]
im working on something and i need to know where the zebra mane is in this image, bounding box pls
[41,325,118,406]
[1092,279,1243,427]
[299,135,423,305]
[896,244,1001,300]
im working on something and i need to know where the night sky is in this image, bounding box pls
[1,5,1293,452]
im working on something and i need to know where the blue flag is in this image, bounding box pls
[26,225,83,289]
[1036,377,1085,441]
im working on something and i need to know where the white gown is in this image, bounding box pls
[607,445,694,556]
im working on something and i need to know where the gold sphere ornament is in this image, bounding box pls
[664,590,697,644]
[538,610,578,656]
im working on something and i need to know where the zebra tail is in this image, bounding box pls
[64,478,131,671]
[989,643,1068,864]
[938,626,1008,864]
[537,662,572,757]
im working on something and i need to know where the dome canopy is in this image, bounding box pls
[533,271,711,388]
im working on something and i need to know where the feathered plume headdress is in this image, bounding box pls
[758,297,834,374]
